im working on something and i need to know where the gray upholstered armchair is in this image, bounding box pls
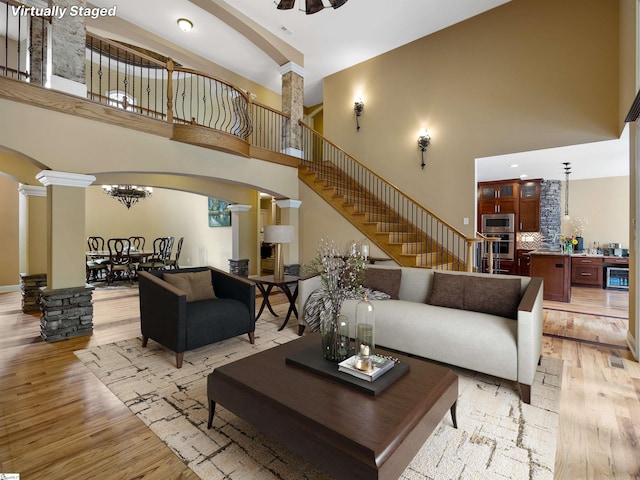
[138,266,256,368]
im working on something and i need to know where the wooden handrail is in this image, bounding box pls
[253,100,290,119]
[172,66,251,103]
[86,32,167,68]
[299,120,473,242]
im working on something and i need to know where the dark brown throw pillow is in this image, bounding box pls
[463,276,521,319]
[427,272,465,309]
[164,271,216,302]
[363,267,402,300]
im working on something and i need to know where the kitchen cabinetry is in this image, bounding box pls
[530,253,571,302]
[478,180,518,215]
[571,256,603,287]
[517,249,532,276]
[518,180,541,232]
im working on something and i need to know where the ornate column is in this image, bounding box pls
[278,62,306,158]
[18,185,48,312]
[228,204,252,277]
[276,198,301,275]
[36,170,95,341]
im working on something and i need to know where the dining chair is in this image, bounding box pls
[166,237,184,269]
[128,236,145,252]
[106,237,133,285]
[86,236,108,281]
[139,237,169,271]
[163,237,175,268]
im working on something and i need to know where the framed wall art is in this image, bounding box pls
[208,197,231,227]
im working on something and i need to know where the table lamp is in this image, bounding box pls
[263,225,295,281]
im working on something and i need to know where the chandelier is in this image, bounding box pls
[276,0,348,14]
[102,185,153,209]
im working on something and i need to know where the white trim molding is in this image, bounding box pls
[276,199,302,209]
[47,74,88,98]
[281,147,303,158]
[0,284,20,293]
[227,204,252,212]
[18,184,47,197]
[278,62,307,78]
[36,171,96,188]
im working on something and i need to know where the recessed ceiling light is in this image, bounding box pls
[510,164,519,168]
[520,174,528,179]
[177,18,193,32]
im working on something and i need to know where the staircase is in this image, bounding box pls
[298,123,474,270]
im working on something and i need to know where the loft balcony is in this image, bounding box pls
[0,3,298,167]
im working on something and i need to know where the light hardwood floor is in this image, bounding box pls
[1,285,639,479]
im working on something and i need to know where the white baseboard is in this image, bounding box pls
[0,284,20,293]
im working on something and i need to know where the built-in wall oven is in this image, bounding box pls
[482,232,515,261]
[482,213,515,233]
[481,213,516,261]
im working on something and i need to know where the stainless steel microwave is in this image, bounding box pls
[481,213,515,233]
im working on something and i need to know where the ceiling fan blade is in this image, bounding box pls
[328,0,348,8]
[305,0,325,14]
[277,0,295,10]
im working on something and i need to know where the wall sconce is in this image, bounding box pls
[177,18,193,32]
[417,128,431,169]
[354,98,364,131]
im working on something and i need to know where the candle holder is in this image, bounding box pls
[354,292,375,371]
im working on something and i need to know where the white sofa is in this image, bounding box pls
[297,267,544,404]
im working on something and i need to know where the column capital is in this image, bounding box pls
[36,171,96,188]
[278,62,307,78]
[276,199,302,209]
[227,204,252,212]
[19,184,47,197]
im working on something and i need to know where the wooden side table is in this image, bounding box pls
[249,274,300,332]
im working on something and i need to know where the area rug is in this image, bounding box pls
[75,306,562,480]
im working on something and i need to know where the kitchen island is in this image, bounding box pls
[529,251,572,302]
[529,251,630,301]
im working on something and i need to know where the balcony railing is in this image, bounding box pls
[1,0,48,84]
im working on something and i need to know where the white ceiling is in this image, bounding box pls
[476,125,630,182]
[85,0,629,181]
[88,0,510,106]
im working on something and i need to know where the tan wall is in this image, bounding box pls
[0,175,19,288]
[321,0,620,254]
[0,99,298,201]
[27,194,48,274]
[299,182,389,267]
[560,176,630,248]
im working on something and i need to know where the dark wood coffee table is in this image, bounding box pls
[207,334,458,480]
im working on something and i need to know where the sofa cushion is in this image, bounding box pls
[164,270,217,302]
[427,272,465,309]
[364,267,402,300]
[464,276,521,319]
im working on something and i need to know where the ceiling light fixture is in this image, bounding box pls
[177,18,193,32]
[276,0,348,15]
[102,185,153,209]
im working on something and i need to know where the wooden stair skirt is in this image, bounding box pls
[299,164,463,270]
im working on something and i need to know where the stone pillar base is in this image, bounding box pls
[40,285,95,342]
[20,273,47,313]
[229,259,249,277]
[284,264,301,276]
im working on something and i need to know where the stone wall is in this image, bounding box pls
[540,180,561,245]
[229,259,249,277]
[40,285,94,342]
[20,273,47,313]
